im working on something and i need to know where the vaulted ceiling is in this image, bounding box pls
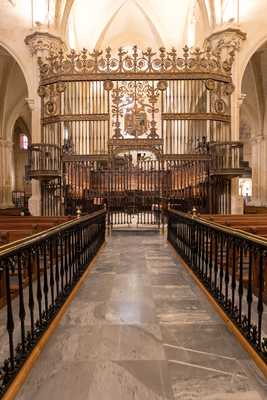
[68,0,192,53]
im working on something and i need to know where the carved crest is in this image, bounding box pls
[125,107,147,137]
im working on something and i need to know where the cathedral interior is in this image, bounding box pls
[1,1,267,399]
[0,0,266,218]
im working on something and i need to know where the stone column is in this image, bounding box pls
[249,136,263,206]
[207,26,246,214]
[24,31,65,215]
[0,139,15,208]
[25,97,42,215]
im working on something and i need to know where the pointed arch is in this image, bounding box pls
[0,41,32,97]
[93,0,167,51]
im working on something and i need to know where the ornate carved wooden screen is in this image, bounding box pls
[30,45,243,219]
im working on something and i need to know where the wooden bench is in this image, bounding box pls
[0,216,76,309]
[244,205,267,214]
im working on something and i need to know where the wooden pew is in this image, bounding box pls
[0,216,75,309]
[244,205,267,214]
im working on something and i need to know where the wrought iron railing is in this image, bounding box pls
[0,210,106,396]
[28,143,62,181]
[210,141,244,179]
[167,209,267,364]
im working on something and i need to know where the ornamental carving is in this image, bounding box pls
[56,82,66,92]
[211,81,230,116]
[41,114,110,125]
[216,35,243,52]
[108,80,167,139]
[25,32,64,56]
[162,154,212,161]
[42,84,60,118]
[40,71,232,85]
[207,28,246,60]
[214,99,227,115]
[205,79,215,91]
[37,86,46,97]
[224,82,235,94]
[162,113,230,122]
[37,45,235,82]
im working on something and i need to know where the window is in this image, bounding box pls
[20,134,28,151]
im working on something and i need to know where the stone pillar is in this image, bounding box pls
[0,139,15,209]
[249,136,263,206]
[249,135,267,207]
[24,31,65,215]
[207,26,246,214]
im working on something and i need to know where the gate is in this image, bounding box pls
[30,45,243,219]
[109,157,162,226]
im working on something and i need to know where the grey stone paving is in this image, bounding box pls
[15,236,267,400]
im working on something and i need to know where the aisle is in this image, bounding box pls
[15,236,267,400]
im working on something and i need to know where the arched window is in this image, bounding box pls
[20,133,28,152]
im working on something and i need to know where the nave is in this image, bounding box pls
[13,235,267,400]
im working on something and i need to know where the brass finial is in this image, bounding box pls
[76,207,82,219]
[192,207,197,217]
[168,202,170,210]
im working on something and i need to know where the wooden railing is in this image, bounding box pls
[167,209,267,365]
[0,210,106,397]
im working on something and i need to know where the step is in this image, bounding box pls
[111,227,160,236]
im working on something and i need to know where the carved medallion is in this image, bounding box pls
[103,80,114,91]
[157,80,168,91]
[214,99,227,114]
[224,82,235,94]
[45,101,58,116]
[37,86,46,97]
[56,82,66,92]
[205,79,215,91]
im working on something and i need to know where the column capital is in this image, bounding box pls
[25,98,35,111]
[238,94,246,108]
[0,138,14,149]
[24,31,65,56]
[249,135,262,146]
[207,27,246,56]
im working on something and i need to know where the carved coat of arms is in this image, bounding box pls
[124,108,147,137]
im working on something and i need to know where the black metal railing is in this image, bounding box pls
[167,209,267,363]
[0,210,106,396]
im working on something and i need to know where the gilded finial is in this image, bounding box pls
[76,207,82,219]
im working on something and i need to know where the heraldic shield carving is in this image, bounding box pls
[108,80,167,139]
[124,107,147,137]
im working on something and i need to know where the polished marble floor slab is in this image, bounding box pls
[15,235,267,400]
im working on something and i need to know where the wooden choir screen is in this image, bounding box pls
[31,45,240,218]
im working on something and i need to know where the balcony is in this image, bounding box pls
[28,143,62,181]
[210,141,244,179]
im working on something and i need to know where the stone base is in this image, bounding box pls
[231,194,244,214]
[28,195,42,216]
[0,202,15,209]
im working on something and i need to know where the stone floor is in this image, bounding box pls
[15,235,267,400]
